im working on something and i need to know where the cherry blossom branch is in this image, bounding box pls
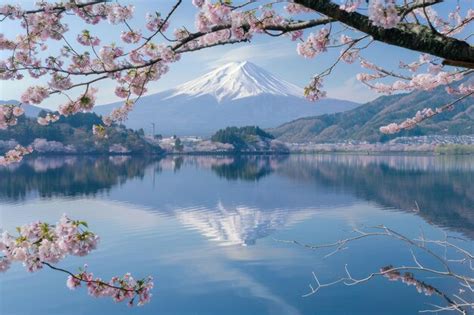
[0,215,154,306]
[380,90,474,134]
[0,1,107,17]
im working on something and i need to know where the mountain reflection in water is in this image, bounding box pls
[1,154,472,243]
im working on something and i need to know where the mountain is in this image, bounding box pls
[95,61,359,136]
[0,100,48,117]
[270,77,474,143]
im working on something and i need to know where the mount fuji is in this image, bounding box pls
[95,61,359,135]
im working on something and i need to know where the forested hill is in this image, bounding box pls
[0,112,162,155]
[270,79,473,143]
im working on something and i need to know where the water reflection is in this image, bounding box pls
[174,202,314,246]
[1,154,473,242]
[211,155,287,181]
[276,155,474,238]
[0,156,154,199]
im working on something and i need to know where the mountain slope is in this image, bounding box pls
[95,61,359,136]
[270,79,474,143]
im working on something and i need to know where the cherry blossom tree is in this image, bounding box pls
[0,0,472,164]
[0,214,154,307]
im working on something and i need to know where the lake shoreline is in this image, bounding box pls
[11,149,474,160]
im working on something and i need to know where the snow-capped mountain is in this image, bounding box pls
[95,61,359,135]
[167,61,302,102]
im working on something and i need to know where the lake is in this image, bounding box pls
[0,154,473,315]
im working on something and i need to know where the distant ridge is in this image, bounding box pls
[95,61,360,136]
[270,78,474,143]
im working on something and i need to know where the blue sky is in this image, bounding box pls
[0,0,468,109]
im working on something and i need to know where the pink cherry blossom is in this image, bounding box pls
[304,76,326,101]
[368,0,400,29]
[145,12,169,32]
[340,0,362,13]
[297,28,329,58]
[192,0,205,9]
[77,30,101,46]
[20,86,49,104]
[0,215,154,306]
[120,30,142,43]
[0,144,32,166]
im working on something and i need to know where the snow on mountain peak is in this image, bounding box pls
[166,61,304,102]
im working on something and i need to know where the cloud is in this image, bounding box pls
[325,77,379,103]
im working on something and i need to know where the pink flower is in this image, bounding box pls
[106,4,134,24]
[297,28,329,58]
[368,0,400,29]
[304,76,326,101]
[340,0,362,12]
[120,30,142,44]
[49,74,72,90]
[66,275,81,290]
[77,30,100,46]
[145,12,169,32]
[20,86,49,104]
[115,86,129,98]
[12,106,24,117]
[192,0,205,8]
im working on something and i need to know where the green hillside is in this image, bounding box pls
[270,80,473,143]
[0,111,162,155]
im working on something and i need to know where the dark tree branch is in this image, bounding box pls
[295,0,474,69]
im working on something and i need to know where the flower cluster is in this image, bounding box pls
[77,30,101,46]
[103,100,135,126]
[340,49,359,64]
[192,0,205,9]
[20,86,49,104]
[340,0,362,12]
[446,83,474,96]
[58,88,98,116]
[356,56,465,95]
[0,215,153,306]
[67,266,154,306]
[0,104,24,129]
[297,28,329,58]
[304,76,327,101]
[145,12,169,32]
[380,266,436,296]
[368,0,400,29]
[120,30,142,44]
[48,73,72,91]
[0,144,32,166]
[414,6,474,35]
[37,113,60,126]
[380,108,439,134]
[0,214,99,273]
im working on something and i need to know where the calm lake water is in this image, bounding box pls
[0,154,473,315]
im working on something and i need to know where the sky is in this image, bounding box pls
[0,0,469,109]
